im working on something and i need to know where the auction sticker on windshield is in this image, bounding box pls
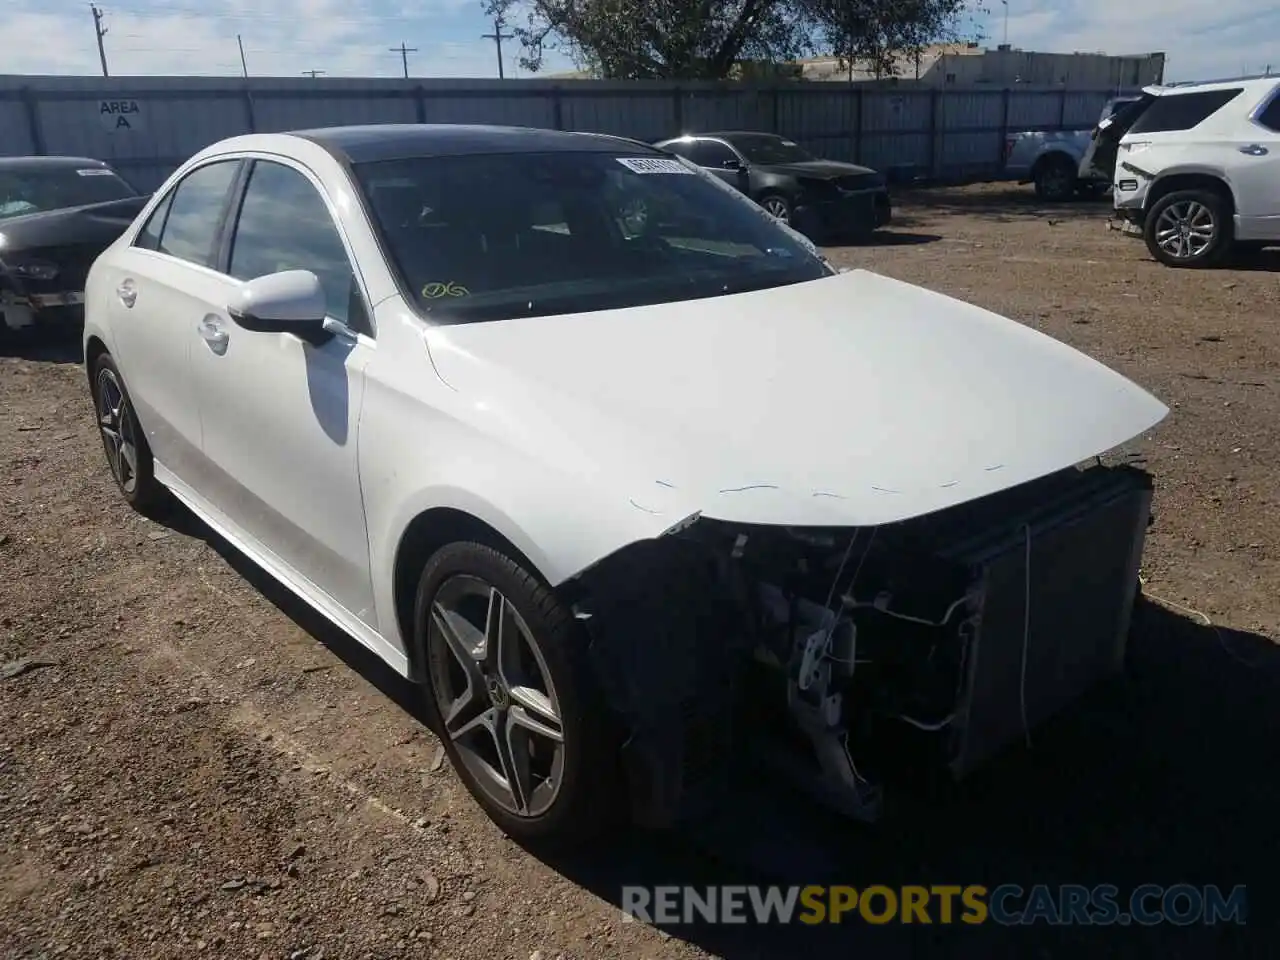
[615,157,694,175]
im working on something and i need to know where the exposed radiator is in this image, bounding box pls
[941,466,1153,777]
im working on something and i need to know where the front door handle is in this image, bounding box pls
[1239,144,1269,156]
[197,315,230,355]
[117,279,137,308]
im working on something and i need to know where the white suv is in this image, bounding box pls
[1083,76,1280,266]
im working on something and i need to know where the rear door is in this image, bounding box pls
[104,158,244,483]
[1231,85,1280,236]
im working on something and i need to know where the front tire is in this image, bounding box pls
[1144,188,1231,267]
[757,192,792,224]
[413,541,621,847]
[91,352,165,513]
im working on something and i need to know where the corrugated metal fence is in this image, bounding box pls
[0,75,1134,191]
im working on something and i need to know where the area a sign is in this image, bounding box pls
[98,99,145,132]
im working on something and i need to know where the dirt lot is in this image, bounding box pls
[2,183,1278,960]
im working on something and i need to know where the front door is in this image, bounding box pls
[189,158,378,627]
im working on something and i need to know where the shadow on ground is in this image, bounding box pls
[826,228,942,249]
[158,504,1278,960]
[0,331,83,364]
[894,184,1113,225]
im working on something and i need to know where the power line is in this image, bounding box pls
[388,41,417,79]
[91,4,110,77]
[237,33,249,77]
[481,16,512,80]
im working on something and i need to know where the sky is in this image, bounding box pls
[0,0,1276,82]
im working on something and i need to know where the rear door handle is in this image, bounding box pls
[197,315,230,355]
[117,279,137,308]
[1239,144,1269,156]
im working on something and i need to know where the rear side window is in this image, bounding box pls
[153,160,241,268]
[1255,91,1280,132]
[1129,89,1243,134]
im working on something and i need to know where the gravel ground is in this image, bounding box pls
[2,183,1278,959]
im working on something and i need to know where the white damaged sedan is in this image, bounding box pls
[83,125,1168,844]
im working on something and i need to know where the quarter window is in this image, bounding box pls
[1255,90,1280,132]
[228,160,367,332]
[152,160,241,267]
[134,190,173,252]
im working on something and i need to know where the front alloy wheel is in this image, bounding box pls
[427,574,565,819]
[414,541,619,846]
[759,194,791,221]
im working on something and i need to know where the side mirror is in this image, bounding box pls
[228,269,327,334]
[722,159,747,171]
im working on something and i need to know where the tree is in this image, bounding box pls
[483,0,980,81]
[483,0,813,80]
[805,0,976,81]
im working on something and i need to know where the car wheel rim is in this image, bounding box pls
[427,574,565,819]
[1042,168,1071,197]
[1155,200,1215,260]
[96,368,138,495]
[762,198,788,219]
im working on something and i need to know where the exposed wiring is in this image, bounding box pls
[1020,521,1034,750]
[896,711,956,732]
[1140,579,1266,669]
[842,591,970,628]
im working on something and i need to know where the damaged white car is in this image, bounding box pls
[83,125,1168,845]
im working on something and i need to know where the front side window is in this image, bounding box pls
[354,150,829,324]
[0,164,136,221]
[154,160,241,268]
[228,161,363,329]
[726,135,815,165]
[688,140,738,168]
[1128,89,1243,135]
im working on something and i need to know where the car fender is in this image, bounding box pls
[357,314,694,653]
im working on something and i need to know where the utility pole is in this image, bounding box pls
[237,34,249,77]
[1001,0,1009,48]
[481,17,512,80]
[388,42,417,79]
[302,69,325,78]
[91,4,109,77]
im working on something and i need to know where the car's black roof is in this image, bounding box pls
[0,155,112,172]
[659,131,785,142]
[292,124,663,163]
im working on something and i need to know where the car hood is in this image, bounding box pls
[757,160,879,180]
[0,195,149,252]
[426,269,1168,528]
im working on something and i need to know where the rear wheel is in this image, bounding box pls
[414,541,621,847]
[91,352,165,513]
[1033,155,1077,202]
[1144,189,1231,267]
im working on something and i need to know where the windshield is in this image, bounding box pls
[0,165,136,220]
[727,135,815,165]
[355,151,830,323]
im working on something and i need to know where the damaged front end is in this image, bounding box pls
[564,461,1153,829]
